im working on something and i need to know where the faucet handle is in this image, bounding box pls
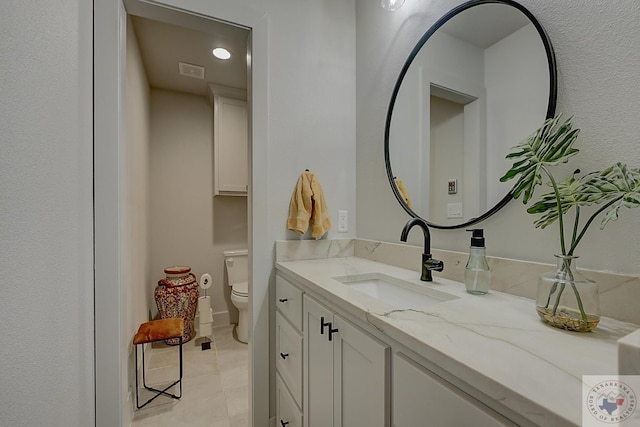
[420,253,444,281]
[422,253,444,272]
[426,258,444,272]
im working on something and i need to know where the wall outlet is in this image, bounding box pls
[337,210,348,232]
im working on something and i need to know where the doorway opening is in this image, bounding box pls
[93,1,267,424]
[125,11,250,424]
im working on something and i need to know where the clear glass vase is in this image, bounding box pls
[536,255,600,332]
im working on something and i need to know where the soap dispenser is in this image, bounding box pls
[464,229,490,295]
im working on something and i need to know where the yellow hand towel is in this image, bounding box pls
[394,177,413,209]
[287,171,332,238]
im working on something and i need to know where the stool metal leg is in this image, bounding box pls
[178,336,183,397]
[135,337,183,409]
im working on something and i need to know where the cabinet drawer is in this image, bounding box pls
[276,373,303,427]
[276,312,303,407]
[276,274,303,330]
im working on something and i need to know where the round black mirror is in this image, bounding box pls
[385,0,556,229]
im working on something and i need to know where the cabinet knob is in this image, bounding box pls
[328,326,339,342]
[280,420,289,427]
[278,298,288,303]
[320,316,331,335]
[280,352,289,360]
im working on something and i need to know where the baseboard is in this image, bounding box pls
[212,310,231,326]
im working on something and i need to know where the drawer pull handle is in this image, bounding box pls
[280,352,289,360]
[320,316,331,335]
[328,326,339,341]
[278,298,288,303]
[280,421,289,427]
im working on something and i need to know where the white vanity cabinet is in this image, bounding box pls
[393,353,517,427]
[213,94,248,196]
[275,275,304,427]
[276,269,519,427]
[303,294,390,427]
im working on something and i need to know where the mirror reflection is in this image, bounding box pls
[386,1,556,228]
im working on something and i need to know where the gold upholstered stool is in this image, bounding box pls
[133,318,184,409]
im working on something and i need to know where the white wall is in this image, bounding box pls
[430,96,464,224]
[149,88,247,325]
[0,1,94,425]
[124,17,151,422]
[357,0,640,275]
[388,27,486,221]
[484,23,549,204]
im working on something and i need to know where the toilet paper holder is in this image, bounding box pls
[196,273,214,350]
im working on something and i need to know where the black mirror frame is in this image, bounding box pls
[384,0,557,229]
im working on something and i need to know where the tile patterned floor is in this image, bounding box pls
[132,325,248,427]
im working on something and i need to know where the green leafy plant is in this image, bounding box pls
[500,115,640,323]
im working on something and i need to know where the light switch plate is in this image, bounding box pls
[337,210,348,232]
[447,203,463,218]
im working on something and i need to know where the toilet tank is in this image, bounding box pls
[224,249,248,286]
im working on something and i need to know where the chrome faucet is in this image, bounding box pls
[400,218,444,282]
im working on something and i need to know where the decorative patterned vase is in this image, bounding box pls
[154,266,200,344]
[536,255,600,332]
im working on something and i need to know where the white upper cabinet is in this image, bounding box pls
[213,91,248,196]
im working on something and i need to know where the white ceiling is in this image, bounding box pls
[129,4,527,98]
[130,15,249,97]
[442,4,530,49]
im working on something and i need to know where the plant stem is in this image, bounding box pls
[551,256,589,324]
[551,283,565,314]
[541,165,567,255]
[570,282,589,323]
[571,207,580,254]
[569,196,622,255]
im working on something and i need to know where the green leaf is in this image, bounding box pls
[500,115,580,204]
[527,163,640,233]
[527,173,585,228]
[591,163,640,228]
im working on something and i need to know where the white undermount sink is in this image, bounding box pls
[333,272,458,309]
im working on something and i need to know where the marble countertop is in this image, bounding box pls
[275,256,639,426]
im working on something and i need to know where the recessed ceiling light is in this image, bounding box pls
[381,0,405,11]
[212,47,231,60]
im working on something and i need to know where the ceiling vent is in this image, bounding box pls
[178,62,205,80]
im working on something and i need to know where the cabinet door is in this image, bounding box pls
[303,295,334,427]
[333,314,390,427]
[393,353,517,427]
[214,95,248,195]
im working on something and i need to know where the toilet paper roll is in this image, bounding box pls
[198,296,213,323]
[200,273,212,290]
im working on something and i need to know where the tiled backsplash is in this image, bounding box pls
[276,238,640,325]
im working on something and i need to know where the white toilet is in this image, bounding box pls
[224,249,249,343]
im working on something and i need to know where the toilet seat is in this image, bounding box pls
[231,281,248,297]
